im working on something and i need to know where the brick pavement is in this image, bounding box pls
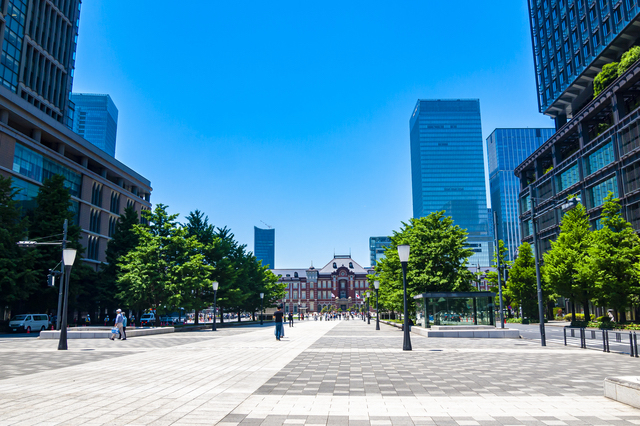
[0,319,639,425]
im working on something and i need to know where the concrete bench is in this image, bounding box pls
[604,376,640,409]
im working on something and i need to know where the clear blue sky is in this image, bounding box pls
[72,1,553,268]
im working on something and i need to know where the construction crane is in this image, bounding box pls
[260,220,272,229]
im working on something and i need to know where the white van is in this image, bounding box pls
[8,314,49,333]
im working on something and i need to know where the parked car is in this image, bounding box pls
[139,313,156,326]
[8,314,49,333]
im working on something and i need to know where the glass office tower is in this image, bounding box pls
[71,94,119,157]
[410,99,492,266]
[254,226,275,268]
[369,236,391,266]
[487,128,554,261]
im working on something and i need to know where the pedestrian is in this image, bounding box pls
[110,309,124,340]
[104,315,110,326]
[288,312,294,327]
[274,305,284,341]
[121,314,127,340]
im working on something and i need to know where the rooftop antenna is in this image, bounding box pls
[260,220,272,229]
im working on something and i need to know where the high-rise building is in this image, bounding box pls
[369,236,391,266]
[410,99,492,266]
[531,0,640,128]
[254,226,275,268]
[0,0,152,273]
[487,128,554,261]
[516,2,640,256]
[0,0,81,127]
[71,94,118,157]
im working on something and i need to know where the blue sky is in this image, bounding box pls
[72,1,553,268]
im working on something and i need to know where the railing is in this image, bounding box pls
[564,327,639,356]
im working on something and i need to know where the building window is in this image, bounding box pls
[108,216,117,238]
[91,183,102,207]
[110,192,120,214]
[588,176,618,208]
[87,236,99,260]
[587,141,615,175]
[592,33,599,47]
[603,19,610,35]
[557,163,580,191]
[90,209,101,234]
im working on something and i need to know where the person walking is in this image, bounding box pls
[288,312,294,327]
[121,314,127,340]
[111,309,124,340]
[274,306,284,341]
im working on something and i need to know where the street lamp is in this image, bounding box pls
[212,281,219,331]
[366,291,371,324]
[374,280,380,330]
[58,248,76,350]
[259,292,264,326]
[397,244,411,351]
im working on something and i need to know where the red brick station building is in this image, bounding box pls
[272,255,375,314]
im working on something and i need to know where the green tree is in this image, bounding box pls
[0,175,37,314]
[373,212,475,316]
[593,62,619,98]
[505,243,538,319]
[618,46,640,76]
[543,202,594,322]
[98,206,139,318]
[117,204,213,326]
[577,194,640,322]
[27,175,91,318]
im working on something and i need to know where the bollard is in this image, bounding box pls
[631,332,635,358]
[602,330,607,352]
[582,328,586,348]
[634,332,638,358]
[606,330,610,353]
[564,327,567,346]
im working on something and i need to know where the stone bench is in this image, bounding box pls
[604,376,640,409]
[39,327,175,339]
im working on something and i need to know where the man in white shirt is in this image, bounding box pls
[111,309,124,340]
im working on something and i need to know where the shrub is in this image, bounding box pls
[564,313,586,322]
[593,62,619,98]
[506,318,522,323]
[618,46,640,76]
[596,315,611,323]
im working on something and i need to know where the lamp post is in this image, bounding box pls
[306,264,318,319]
[58,248,76,350]
[398,244,412,351]
[366,291,371,324]
[259,292,264,326]
[212,281,219,331]
[374,280,380,330]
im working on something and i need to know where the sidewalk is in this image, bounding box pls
[0,320,639,425]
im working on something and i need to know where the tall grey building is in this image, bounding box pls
[410,99,492,266]
[72,93,118,157]
[0,0,80,127]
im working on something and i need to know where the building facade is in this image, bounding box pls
[487,128,554,261]
[0,0,81,128]
[71,93,118,157]
[516,0,640,257]
[531,0,640,127]
[272,255,374,314]
[369,236,391,266]
[254,226,275,268]
[410,99,493,266]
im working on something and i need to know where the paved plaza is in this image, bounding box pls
[0,320,639,425]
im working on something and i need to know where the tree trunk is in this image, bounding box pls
[620,309,627,323]
[194,309,199,325]
[571,300,576,323]
[583,298,590,322]
[252,312,256,321]
[238,310,241,322]
[220,308,224,323]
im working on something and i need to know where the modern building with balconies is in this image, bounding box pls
[517,0,640,253]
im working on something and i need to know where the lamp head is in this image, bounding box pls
[62,248,77,265]
[374,280,380,289]
[397,244,410,263]
[260,292,264,299]
[212,281,219,291]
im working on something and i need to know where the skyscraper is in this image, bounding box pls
[71,93,119,157]
[410,99,492,266]
[369,236,391,266]
[0,0,81,127]
[487,128,554,261]
[254,226,275,268]
[516,1,640,255]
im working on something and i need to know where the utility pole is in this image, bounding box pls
[56,219,68,330]
[493,211,504,329]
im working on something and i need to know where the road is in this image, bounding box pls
[506,322,638,355]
